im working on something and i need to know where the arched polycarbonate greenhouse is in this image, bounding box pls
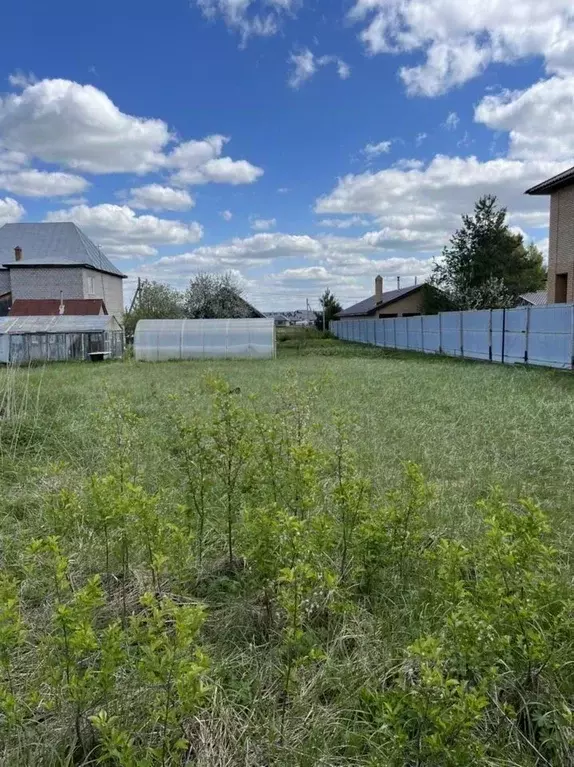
[134,318,276,361]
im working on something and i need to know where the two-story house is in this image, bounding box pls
[0,222,125,320]
[526,166,574,304]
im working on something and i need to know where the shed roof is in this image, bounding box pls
[337,285,422,317]
[0,223,125,277]
[10,298,107,316]
[0,315,121,334]
[525,166,574,195]
[519,291,547,306]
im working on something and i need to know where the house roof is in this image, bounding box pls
[0,223,126,277]
[519,291,547,307]
[0,315,121,334]
[525,166,574,195]
[337,285,422,317]
[10,298,108,316]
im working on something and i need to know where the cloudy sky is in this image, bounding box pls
[0,0,572,310]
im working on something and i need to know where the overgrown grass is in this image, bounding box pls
[1,340,574,765]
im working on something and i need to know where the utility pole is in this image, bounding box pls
[128,277,142,313]
[397,276,401,289]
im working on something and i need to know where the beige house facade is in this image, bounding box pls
[526,167,574,304]
[336,276,426,321]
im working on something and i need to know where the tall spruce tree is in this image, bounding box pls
[431,195,546,310]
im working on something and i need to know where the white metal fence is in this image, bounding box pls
[332,305,574,370]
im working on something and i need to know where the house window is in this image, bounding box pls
[555,273,568,303]
[87,275,95,296]
[379,312,398,318]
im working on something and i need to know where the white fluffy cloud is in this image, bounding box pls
[195,0,300,42]
[288,49,351,88]
[0,80,263,187]
[251,217,277,231]
[0,148,27,172]
[167,135,263,186]
[157,233,322,267]
[316,155,563,251]
[443,112,459,130]
[349,0,574,96]
[0,79,170,173]
[475,75,574,161]
[0,197,24,227]
[363,140,392,157]
[45,203,203,248]
[319,216,370,229]
[0,170,88,197]
[127,184,195,211]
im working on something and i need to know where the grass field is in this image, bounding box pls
[2,334,574,765]
[4,335,574,532]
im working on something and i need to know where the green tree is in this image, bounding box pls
[124,280,184,338]
[315,289,342,331]
[431,195,547,310]
[184,272,256,319]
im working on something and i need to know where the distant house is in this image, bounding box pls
[266,313,291,326]
[526,166,574,304]
[0,222,126,321]
[337,276,428,320]
[517,291,547,307]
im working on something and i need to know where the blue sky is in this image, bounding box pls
[0,0,572,310]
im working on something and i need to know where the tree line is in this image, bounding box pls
[124,272,253,337]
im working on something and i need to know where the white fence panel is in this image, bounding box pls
[384,319,395,348]
[528,305,573,368]
[441,312,462,356]
[395,318,408,349]
[422,315,440,353]
[491,310,504,362]
[374,320,385,347]
[462,310,491,361]
[407,316,423,351]
[503,308,528,365]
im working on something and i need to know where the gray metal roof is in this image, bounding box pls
[525,165,574,195]
[519,291,547,306]
[0,315,122,334]
[0,223,125,277]
[338,285,422,317]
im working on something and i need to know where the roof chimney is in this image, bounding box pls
[59,291,65,315]
[375,274,383,303]
[14,246,22,262]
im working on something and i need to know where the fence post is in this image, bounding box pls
[393,318,397,349]
[524,306,530,365]
[373,320,377,347]
[501,308,506,364]
[420,314,424,352]
[439,312,443,354]
[571,306,574,370]
[460,311,464,358]
[488,310,492,362]
[406,316,409,351]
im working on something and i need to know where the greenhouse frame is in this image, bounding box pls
[134,318,276,361]
[0,315,124,364]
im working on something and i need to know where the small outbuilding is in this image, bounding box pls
[134,318,276,361]
[0,315,124,364]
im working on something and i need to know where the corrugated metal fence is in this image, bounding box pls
[332,305,574,370]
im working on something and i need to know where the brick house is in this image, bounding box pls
[526,166,574,304]
[0,222,125,321]
[336,276,427,320]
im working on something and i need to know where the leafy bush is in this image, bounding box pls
[0,376,573,765]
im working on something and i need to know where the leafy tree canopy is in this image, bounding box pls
[315,289,342,331]
[430,195,547,310]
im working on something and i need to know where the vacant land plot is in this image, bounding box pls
[1,339,574,765]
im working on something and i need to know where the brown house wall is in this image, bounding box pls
[548,186,574,303]
[344,290,424,319]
